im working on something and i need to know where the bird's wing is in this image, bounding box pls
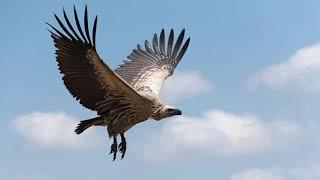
[48,6,150,116]
[115,29,190,95]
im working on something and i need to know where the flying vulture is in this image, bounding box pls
[47,6,190,160]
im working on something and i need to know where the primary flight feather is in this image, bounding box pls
[48,6,190,160]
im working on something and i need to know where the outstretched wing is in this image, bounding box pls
[115,29,190,95]
[48,6,150,116]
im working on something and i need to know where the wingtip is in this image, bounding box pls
[159,29,166,54]
[152,32,160,54]
[175,35,190,62]
[73,5,77,16]
[45,27,52,33]
[62,7,67,16]
[153,33,158,42]
[73,5,88,43]
[84,5,88,18]
[180,29,185,36]
[45,21,53,28]
[53,13,60,22]
[45,22,53,30]
[92,15,98,47]
[185,37,191,47]
[84,5,92,45]
[167,29,175,57]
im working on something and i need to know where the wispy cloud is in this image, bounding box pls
[288,164,320,180]
[160,71,213,103]
[0,167,53,180]
[141,109,301,161]
[231,169,284,180]
[231,164,320,180]
[11,112,103,149]
[248,43,320,92]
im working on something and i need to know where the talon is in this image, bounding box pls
[119,133,127,159]
[109,143,117,154]
[118,141,126,159]
[109,136,117,161]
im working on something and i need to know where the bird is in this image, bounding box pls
[47,6,190,161]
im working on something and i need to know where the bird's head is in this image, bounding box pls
[152,105,182,121]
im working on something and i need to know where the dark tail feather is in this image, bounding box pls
[75,116,105,134]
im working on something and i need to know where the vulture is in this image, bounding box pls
[47,6,190,160]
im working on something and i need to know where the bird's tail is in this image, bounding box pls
[75,116,107,134]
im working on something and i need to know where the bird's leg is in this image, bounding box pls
[109,136,117,161]
[118,133,127,159]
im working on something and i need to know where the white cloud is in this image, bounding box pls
[141,109,301,161]
[231,169,284,180]
[231,164,320,180]
[0,168,53,180]
[248,43,320,92]
[160,71,213,103]
[288,164,320,180]
[11,112,103,149]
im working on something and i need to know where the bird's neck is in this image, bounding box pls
[150,105,164,121]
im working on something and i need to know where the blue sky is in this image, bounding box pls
[2,0,320,179]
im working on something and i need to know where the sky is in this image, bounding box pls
[1,0,320,179]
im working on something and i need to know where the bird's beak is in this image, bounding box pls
[175,109,182,115]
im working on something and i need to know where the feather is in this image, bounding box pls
[92,15,98,48]
[172,29,185,58]
[73,6,88,43]
[115,28,190,95]
[46,22,67,39]
[152,33,160,55]
[84,6,92,45]
[176,37,190,64]
[159,29,165,55]
[63,8,82,42]
[144,40,153,54]
[167,29,174,57]
[54,13,76,41]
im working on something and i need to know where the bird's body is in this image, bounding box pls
[104,88,160,137]
[48,6,190,160]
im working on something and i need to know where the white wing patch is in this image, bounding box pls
[134,67,170,95]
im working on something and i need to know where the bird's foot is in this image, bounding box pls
[109,139,117,161]
[118,141,126,159]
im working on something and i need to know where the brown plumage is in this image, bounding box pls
[48,6,190,160]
